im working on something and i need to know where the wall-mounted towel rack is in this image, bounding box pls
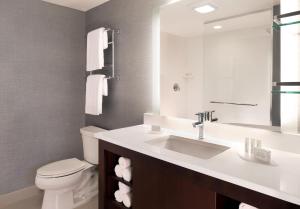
[89,28,120,80]
[210,101,258,107]
[105,28,120,80]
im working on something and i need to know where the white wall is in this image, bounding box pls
[160,32,188,118]
[160,32,204,119]
[161,26,272,125]
[185,37,205,119]
[203,27,272,125]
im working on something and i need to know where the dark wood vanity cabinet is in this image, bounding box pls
[98,140,300,209]
[130,152,216,209]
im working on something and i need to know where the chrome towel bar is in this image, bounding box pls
[210,101,258,107]
[88,27,120,80]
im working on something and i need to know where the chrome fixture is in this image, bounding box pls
[193,111,218,140]
[210,101,258,107]
[173,83,180,92]
[272,82,300,87]
[273,10,300,28]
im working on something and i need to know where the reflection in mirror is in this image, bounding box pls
[159,0,300,133]
[280,0,300,134]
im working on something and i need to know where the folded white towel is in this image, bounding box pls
[85,75,106,115]
[122,167,132,182]
[122,193,132,208]
[118,157,131,168]
[86,28,105,71]
[114,190,123,203]
[118,182,131,194]
[239,203,258,209]
[114,165,124,178]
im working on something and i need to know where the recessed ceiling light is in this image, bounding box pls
[213,25,222,29]
[194,4,216,14]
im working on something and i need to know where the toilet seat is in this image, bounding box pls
[37,158,87,178]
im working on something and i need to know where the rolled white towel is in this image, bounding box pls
[122,167,132,182]
[239,203,258,209]
[119,157,131,168]
[122,192,132,208]
[114,190,123,203]
[119,182,131,194]
[114,164,124,178]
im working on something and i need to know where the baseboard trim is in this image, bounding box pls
[0,186,43,208]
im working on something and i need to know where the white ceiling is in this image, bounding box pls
[160,0,279,37]
[42,0,110,12]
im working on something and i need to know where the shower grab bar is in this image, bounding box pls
[210,101,258,107]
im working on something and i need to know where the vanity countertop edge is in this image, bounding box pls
[95,125,300,206]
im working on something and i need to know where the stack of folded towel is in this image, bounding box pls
[114,157,132,208]
[114,182,132,208]
[114,157,132,182]
[239,203,258,209]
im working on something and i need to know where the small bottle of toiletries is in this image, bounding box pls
[256,140,262,149]
[245,138,251,155]
[250,138,256,155]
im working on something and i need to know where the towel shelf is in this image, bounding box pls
[273,10,300,29]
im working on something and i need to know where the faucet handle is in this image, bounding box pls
[205,111,211,121]
[195,111,218,123]
[209,111,218,122]
[195,112,205,122]
[211,118,218,122]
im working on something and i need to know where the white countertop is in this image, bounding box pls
[96,125,300,205]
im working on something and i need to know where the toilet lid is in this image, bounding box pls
[37,158,87,177]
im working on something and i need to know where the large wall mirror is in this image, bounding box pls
[159,0,300,134]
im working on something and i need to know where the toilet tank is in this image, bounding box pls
[80,126,107,165]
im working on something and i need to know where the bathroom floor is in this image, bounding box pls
[1,193,98,209]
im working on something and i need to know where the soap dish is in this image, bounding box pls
[238,152,277,166]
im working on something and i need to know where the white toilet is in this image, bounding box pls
[35,126,106,209]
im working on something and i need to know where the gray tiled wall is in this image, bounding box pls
[85,0,167,130]
[0,0,86,194]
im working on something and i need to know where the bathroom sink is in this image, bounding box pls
[146,135,229,160]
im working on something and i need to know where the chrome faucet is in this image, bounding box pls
[193,111,218,140]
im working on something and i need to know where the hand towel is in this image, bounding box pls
[114,165,124,178]
[103,30,109,49]
[85,75,106,115]
[118,157,131,168]
[118,182,131,194]
[86,28,105,71]
[122,193,132,208]
[114,190,123,203]
[102,78,108,96]
[239,203,258,209]
[122,167,132,182]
